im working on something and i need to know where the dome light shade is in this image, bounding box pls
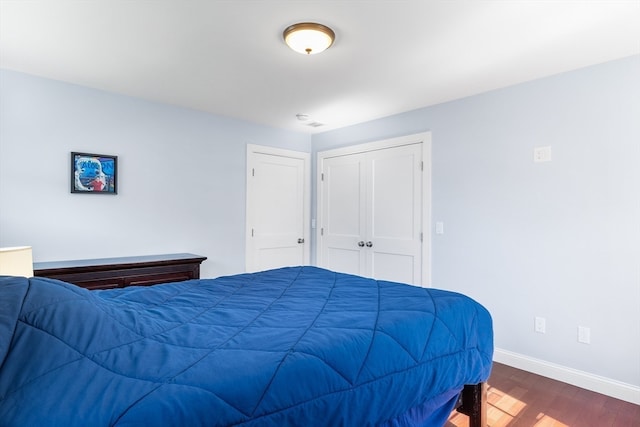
[283,22,335,55]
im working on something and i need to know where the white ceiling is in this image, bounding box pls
[1,1,639,133]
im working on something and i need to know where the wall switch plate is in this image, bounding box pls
[578,326,591,344]
[435,222,444,235]
[534,146,552,162]
[535,316,546,334]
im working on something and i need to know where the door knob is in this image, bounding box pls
[357,241,365,247]
[366,241,373,247]
[298,238,305,244]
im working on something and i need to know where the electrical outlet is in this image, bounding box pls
[534,146,552,162]
[535,317,546,334]
[578,326,591,344]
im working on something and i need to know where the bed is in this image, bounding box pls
[0,266,493,426]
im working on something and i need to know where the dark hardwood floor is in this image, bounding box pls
[447,362,640,427]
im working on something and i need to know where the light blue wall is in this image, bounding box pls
[312,55,640,387]
[0,69,311,278]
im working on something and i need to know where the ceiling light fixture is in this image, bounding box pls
[283,22,335,55]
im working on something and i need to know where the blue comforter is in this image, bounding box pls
[0,266,492,426]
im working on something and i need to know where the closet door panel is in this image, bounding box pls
[369,147,417,240]
[370,252,416,285]
[326,247,362,276]
[367,144,422,285]
[321,155,367,275]
[318,135,427,286]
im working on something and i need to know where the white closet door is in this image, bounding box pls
[318,140,424,285]
[320,154,367,276]
[367,144,422,285]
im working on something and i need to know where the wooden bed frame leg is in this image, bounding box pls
[457,382,487,427]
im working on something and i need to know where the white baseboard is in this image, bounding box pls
[493,348,640,405]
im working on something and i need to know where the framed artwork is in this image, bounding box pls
[71,152,118,194]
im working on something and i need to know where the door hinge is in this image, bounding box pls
[321,172,324,181]
[420,232,423,242]
[320,227,324,236]
[251,228,254,237]
[252,168,255,177]
[420,161,424,171]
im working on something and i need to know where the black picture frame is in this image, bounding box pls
[71,152,118,194]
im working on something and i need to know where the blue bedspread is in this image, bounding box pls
[0,266,493,426]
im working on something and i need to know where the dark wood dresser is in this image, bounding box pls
[33,253,207,290]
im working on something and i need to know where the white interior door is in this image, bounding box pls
[320,153,367,276]
[367,144,423,285]
[246,145,310,272]
[317,133,431,286]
